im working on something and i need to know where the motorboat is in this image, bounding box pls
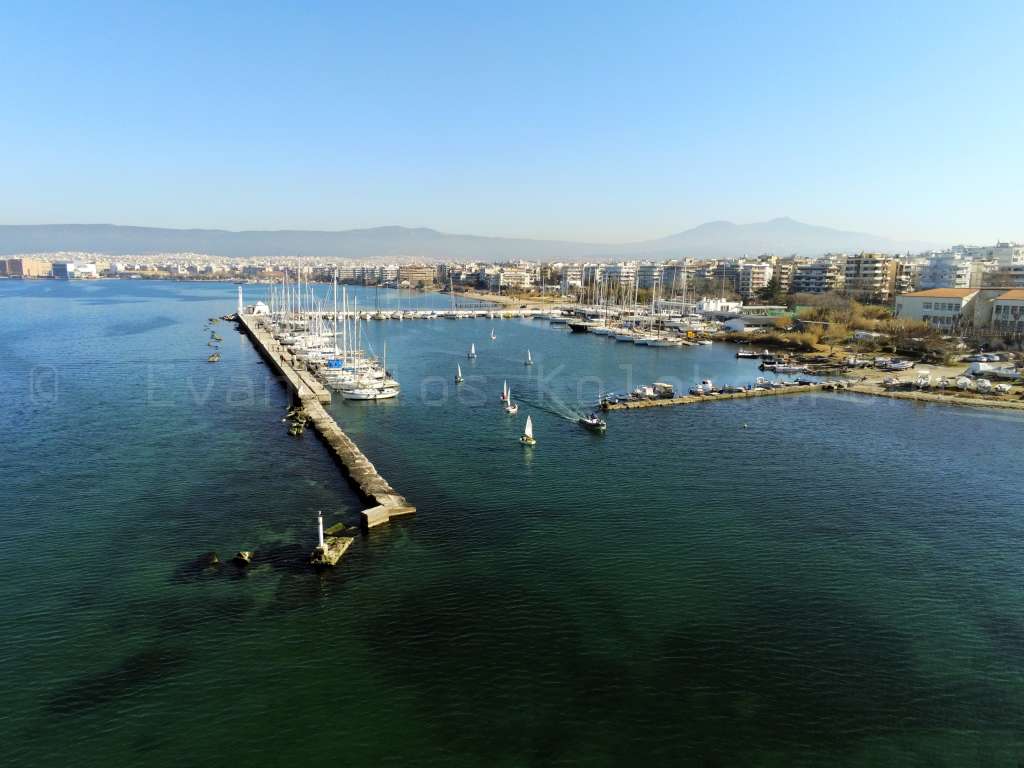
[578,413,607,432]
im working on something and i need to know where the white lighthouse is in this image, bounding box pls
[316,511,324,548]
[237,284,244,314]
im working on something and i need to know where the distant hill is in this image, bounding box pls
[635,218,938,259]
[0,219,940,261]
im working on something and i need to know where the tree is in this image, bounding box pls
[755,276,787,305]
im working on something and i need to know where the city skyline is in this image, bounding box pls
[2,2,1021,244]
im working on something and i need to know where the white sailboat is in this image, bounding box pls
[524,349,533,366]
[468,343,477,358]
[504,385,518,414]
[500,379,509,402]
[455,363,464,384]
[490,328,496,340]
[520,415,536,445]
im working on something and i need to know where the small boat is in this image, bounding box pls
[520,415,536,445]
[207,352,221,363]
[467,343,477,359]
[504,386,519,414]
[696,339,712,346]
[340,381,400,400]
[490,328,496,340]
[524,349,533,366]
[568,321,595,333]
[455,364,464,384]
[578,413,607,432]
[736,349,759,358]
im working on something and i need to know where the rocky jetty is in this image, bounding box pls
[309,536,354,568]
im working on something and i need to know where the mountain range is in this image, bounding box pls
[0,218,939,261]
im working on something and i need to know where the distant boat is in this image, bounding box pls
[504,385,518,414]
[467,343,476,358]
[455,363,464,384]
[520,415,536,445]
[501,379,508,402]
[207,352,221,363]
[490,328,496,340]
[524,349,533,366]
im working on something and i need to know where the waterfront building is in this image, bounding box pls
[894,288,980,331]
[487,268,534,291]
[5,257,52,278]
[52,261,98,279]
[560,265,583,294]
[581,264,605,286]
[397,264,436,288]
[990,290,1024,335]
[603,263,637,289]
[636,264,663,290]
[661,261,690,297]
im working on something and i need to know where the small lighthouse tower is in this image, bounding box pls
[237,284,244,314]
[316,511,324,548]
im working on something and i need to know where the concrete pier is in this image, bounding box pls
[235,312,416,529]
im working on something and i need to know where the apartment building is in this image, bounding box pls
[790,258,845,294]
[736,262,773,300]
[844,253,898,303]
[397,264,436,287]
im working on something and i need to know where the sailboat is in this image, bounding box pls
[520,415,536,446]
[490,328,496,341]
[500,379,509,402]
[467,343,477,359]
[455,363,464,384]
[524,349,533,366]
[504,385,518,414]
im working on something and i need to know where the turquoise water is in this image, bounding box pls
[3,279,1024,766]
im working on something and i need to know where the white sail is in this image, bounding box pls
[527,349,532,363]
[524,415,533,439]
[503,379,508,399]
[470,343,476,355]
[457,363,462,377]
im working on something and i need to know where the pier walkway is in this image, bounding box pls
[236,312,415,528]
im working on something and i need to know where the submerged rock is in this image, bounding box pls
[233,550,253,566]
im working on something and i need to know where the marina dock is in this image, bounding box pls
[236,312,416,528]
[604,382,830,410]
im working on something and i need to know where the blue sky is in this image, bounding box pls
[2,1,1021,244]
